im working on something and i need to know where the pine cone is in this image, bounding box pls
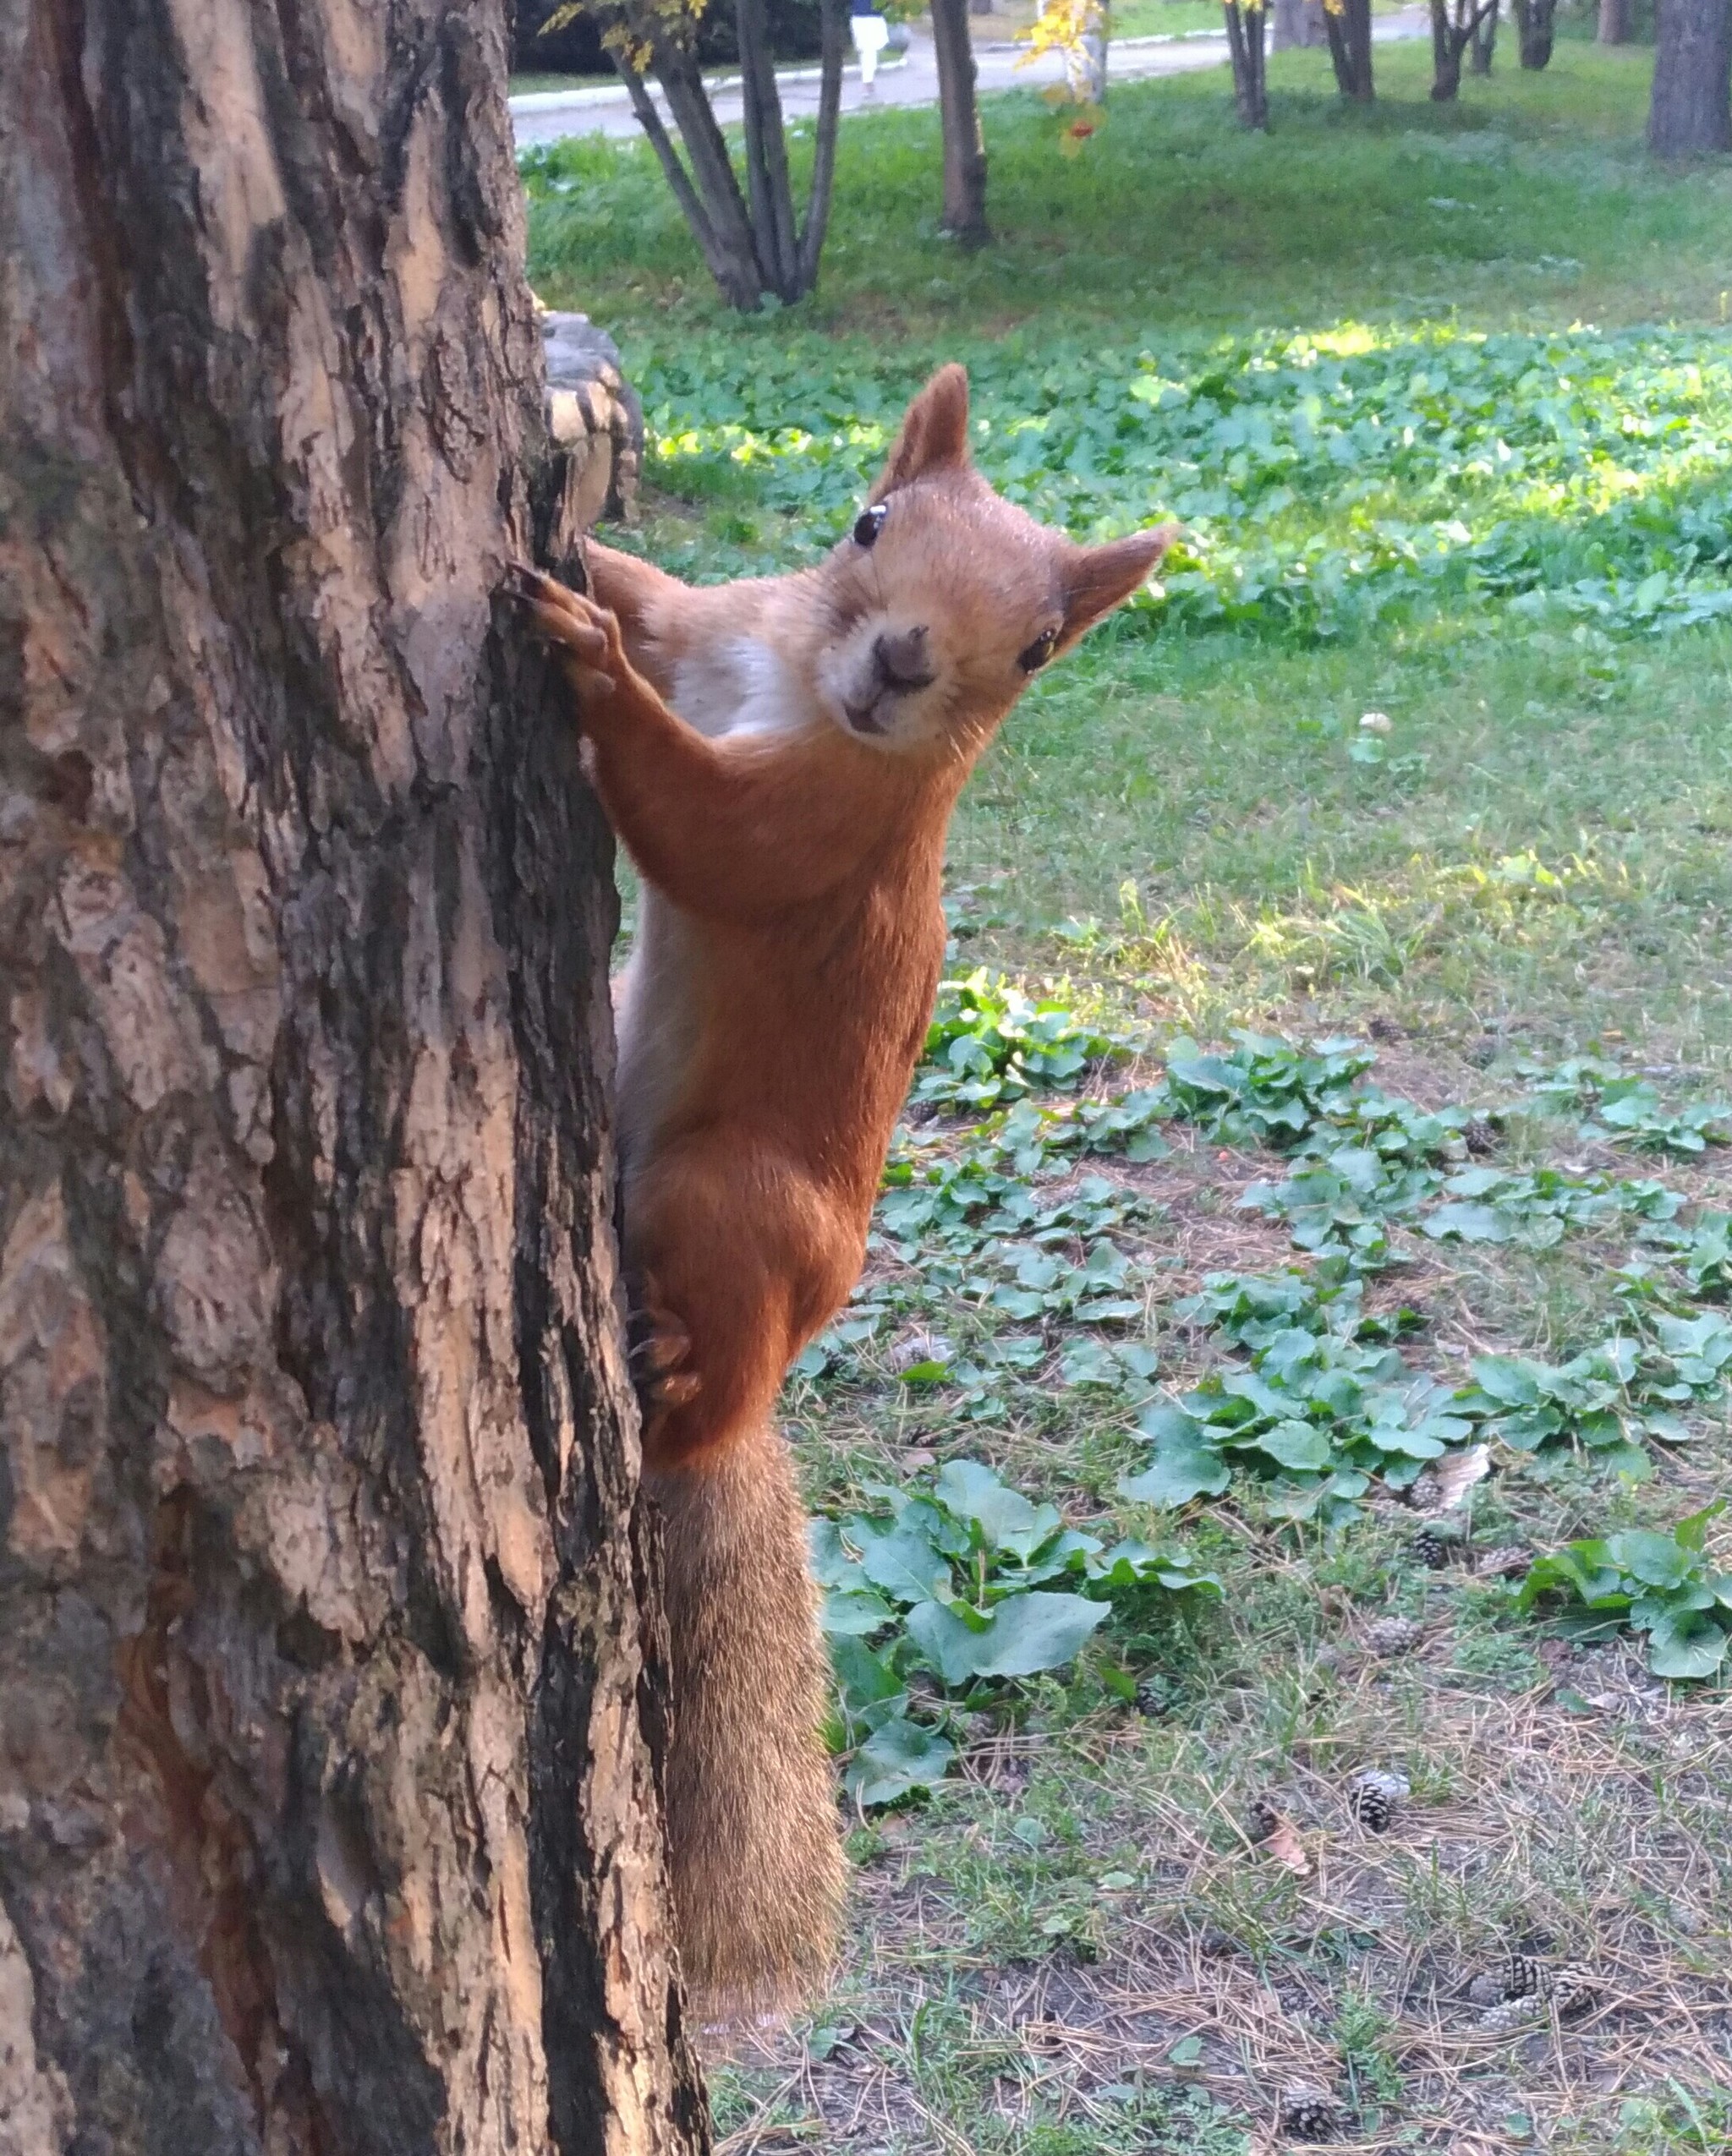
[1501,1951,1543,2000]
[1137,1674,1177,1717]
[1364,1615,1424,1655]
[1476,1545,1531,1580]
[1548,1965,1598,2020]
[1347,1768,1411,1833]
[1245,1796,1280,1843]
[1411,1518,1469,1568]
[1352,1785,1392,1832]
[1279,2082,1343,2141]
[1477,1995,1541,2033]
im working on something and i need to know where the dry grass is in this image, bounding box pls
[732,1037,1732,2153]
[710,1624,1732,2151]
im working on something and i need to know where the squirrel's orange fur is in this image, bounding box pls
[515,366,1172,2011]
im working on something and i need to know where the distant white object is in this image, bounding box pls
[851,12,890,85]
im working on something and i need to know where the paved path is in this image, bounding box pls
[509,11,1430,149]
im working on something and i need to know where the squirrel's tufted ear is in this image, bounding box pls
[867,365,972,503]
[1056,524,1180,653]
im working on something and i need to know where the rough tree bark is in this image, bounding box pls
[0,3,710,2152]
[1648,0,1732,151]
[931,0,991,246]
[1598,0,1632,44]
[1513,0,1558,67]
[1324,0,1376,98]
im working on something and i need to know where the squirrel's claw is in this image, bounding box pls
[626,1272,702,1425]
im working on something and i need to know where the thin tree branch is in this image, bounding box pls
[797,0,849,291]
[612,54,726,268]
[735,0,799,296]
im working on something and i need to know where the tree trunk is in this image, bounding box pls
[736,0,802,294]
[1513,0,1558,67]
[1598,0,1632,43]
[1324,0,1376,97]
[621,0,848,308]
[932,0,991,245]
[1649,0,1732,151]
[1431,0,1462,95]
[1224,1,1271,126]
[1471,0,1499,69]
[0,3,710,2152]
[1274,0,1327,46]
[1430,0,1495,97]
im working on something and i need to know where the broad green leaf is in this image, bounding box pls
[1119,1436,1231,1509]
[903,1598,997,1687]
[1424,1201,1512,1243]
[1644,1612,1729,1681]
[846,1717,956,1806]
[1604,1529,1695,1592]
[1469,1354,1543,1407]
[852,1519,951,1606]
[821,1587,897,1637]
[965,1591,1110,1677]
[828,1635,903,1712]
[808,1518,860,1591]
[935,1459,1062,1558]
[907,1590,1107,1683]
[1249,1419,1336,1472]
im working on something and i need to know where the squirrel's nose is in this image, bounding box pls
[873,627,935,692]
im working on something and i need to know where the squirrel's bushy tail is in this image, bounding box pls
[648,1424,845,2013]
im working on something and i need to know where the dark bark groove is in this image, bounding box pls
[0,1,707,2149]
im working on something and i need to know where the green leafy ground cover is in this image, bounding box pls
[527,37,1731,2156]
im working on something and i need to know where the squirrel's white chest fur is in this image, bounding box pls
[666,635,811,741]
[614,635,811,1174]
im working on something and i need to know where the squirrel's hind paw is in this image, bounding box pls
[626,1272,702,1427]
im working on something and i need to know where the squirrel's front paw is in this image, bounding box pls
[507,563,627,706]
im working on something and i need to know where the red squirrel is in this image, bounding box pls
[514,365,1172,2011]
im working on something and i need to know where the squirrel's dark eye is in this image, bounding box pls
[1017,627,1059,674]
[853,504,887,550]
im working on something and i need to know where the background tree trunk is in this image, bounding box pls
[1648,0,1732,150]
[1224,1,1272,126]
[618,0,849,309]
[1514,0,1558,66]
[1430,0,1495,96]
[0,3,710,2151]
[1324,0,1376,97]
[1273,0,1327,47]
[1598,0,1632,43]
[1471,0,1499,69]
[932,0,992,245]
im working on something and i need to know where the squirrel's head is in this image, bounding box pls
[809,365,1175,758]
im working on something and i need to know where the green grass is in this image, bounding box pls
[1096,0,1407,36]
[529,42,1730,333]
[524,40,1732,2154]
[1105,0,1233,35]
